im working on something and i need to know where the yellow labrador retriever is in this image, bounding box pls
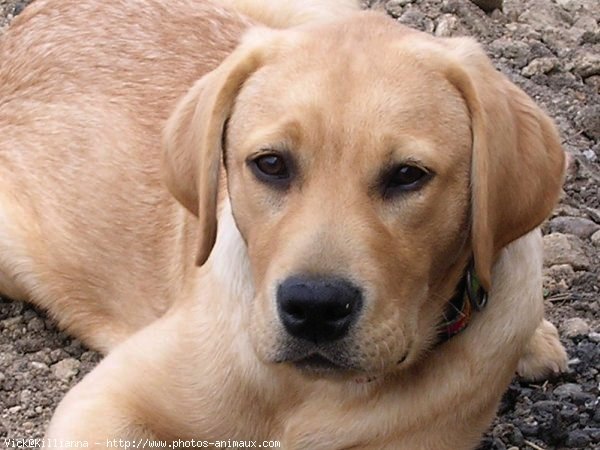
[0,0,567,448]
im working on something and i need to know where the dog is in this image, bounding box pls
[0,0,568,448]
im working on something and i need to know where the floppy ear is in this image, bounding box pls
[163,28,280,266]
[440,38,566,289]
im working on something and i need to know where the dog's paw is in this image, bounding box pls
[517,319,568,381]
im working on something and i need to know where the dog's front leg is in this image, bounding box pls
[45,379,157,449]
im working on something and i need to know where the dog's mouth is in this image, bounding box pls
[293,353,344,373]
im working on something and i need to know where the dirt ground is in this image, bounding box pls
[0,0,598,448]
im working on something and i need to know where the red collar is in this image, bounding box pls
[438,262,487,344]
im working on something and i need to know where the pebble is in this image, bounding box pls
[397,10,434,33]
[385,0,410,17]
[435,14,461,37]
[26,316,45,332]
[553,383,583,398]
[566,429,591,447]
[544,264,576,284]
[19,389,31,403]
[553,204,583,218]
[543,233,591,270]
[549,216,600,239]
[522,57,558,77]
[49,348,68,363]
[582,149,597,162]
[572,52,600,78]
[576,105,600,140]
[561,317,592,338]
[3,316,23,329]
[586,207,600,224]
[492,423,525,446]
[555,0,576,10]
[30,361,49,371]
[51,358,80,381]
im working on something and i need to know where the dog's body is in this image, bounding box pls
[0,0,568,448]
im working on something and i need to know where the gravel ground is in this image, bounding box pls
[0,0,599,448]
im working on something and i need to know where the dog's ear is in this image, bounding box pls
[439,38,566,290]
[163,28,281,266]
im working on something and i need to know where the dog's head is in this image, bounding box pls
[163,13,565,379]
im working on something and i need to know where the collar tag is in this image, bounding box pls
[466,263,487,311]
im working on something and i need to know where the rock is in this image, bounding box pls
[26,316,45,332]
[586,207,600,224]
[387,0,415,7]
[553,204,583,218]
[385,0,411,17]
[555,0,575,10]
[65,339,84,357]
[582,149,597,162]
[489,39,531,68]
[522,57,558,77]
[573,16,598,33]
[561,317,591,338]
[575,105,600,140]
[8,405,21,414]
[19,389,31,405]
[51,358,80,381]
[518,0,574,31]
[504,23,541,40]
[49,348,69,363]
[549,216,600,239]
[543,233,590,270]
[30,361,49,371]
[435,14,461,37]
[441,0,492,37]
[2,316,23,329]
[580,30,600,45]
[532,400,562,414]
[572,52,600,78]
[492,423,525,446]
[589,332,600,343]
[470,0,503,12]
[397,10,434,33]
[553,383,583,398]
[591,230,600,246]
[566,429,591,447]
[544,264,576,286]
[585,75,600,94]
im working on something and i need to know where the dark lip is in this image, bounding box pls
[293,354,344,372]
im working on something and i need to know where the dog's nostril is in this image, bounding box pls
[277,276,363,344]
[282,302,307,321]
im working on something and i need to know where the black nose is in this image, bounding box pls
[277,276,363,344]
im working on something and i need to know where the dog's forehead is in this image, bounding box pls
[231,15,471,168]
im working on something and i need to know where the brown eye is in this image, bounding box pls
[248,152,293,188]
[383,164,431,197]
[391,165,426,186]
[254,154,288,178]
